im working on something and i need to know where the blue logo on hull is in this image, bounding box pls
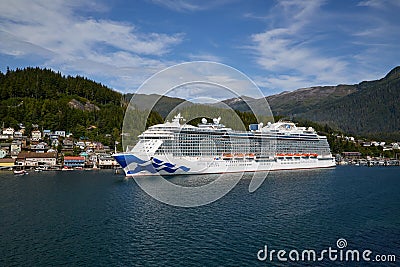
[116,155,190,175]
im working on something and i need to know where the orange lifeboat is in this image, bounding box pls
[310,153,318,157]
[222,153,233,158]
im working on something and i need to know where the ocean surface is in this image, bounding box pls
[0,166,399,266]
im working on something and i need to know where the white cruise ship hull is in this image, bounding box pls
[113,153,335,177]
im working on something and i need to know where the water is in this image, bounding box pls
[0,167,399,266]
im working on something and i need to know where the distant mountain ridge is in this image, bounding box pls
[1,66,399,141]
[221,66,400,140]
[123,93,192,118]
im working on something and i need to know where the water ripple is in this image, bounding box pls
[0,167,399,266]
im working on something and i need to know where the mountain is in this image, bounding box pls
[299,67,400,138]
[266,84,357,116]
[2,66,399,142]
[124,93,193,118]
[222,67,400,140]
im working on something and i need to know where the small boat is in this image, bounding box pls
[14,170,28,175]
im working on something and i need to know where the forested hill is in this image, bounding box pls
[0,67,129,144]
[2,66,399,144]
[0,67,121,105]
[222,66,400,141]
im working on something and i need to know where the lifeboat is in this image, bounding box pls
[286,153,294,157]
[310,153,318,157]
[294,153,302,157]
[234,153,245,158]
[276,153,285,157]
[222,153,233,158]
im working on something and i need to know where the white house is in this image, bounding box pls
[14,131,23,139]
[0,134,9,141]
[2,127,15,136]
[55,131,66,137]
[31,130,42,141]
[30,142,49,153]
[10,141,22,157]
[98,155,118,168]
[43,130,52,136]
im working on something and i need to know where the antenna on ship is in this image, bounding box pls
[172,113,185,124]
[213,117,221,125]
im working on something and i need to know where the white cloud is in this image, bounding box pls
[249,0,350,90]
[187,53,223,62]
[149,0,232,12]
[0,0,183,92]
[358,0,400,8]
[150,0,204,12]
[248,0,400,92]
[134,62,266,101]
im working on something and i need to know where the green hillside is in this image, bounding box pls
[2,66,399,148]
[0,67,162,146]
[222,67,400,141]
[124,93,191,118]
[304,67,400,140]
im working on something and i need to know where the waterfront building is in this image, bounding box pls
[16,152,57,167]
[63,156,85,168]
[0,158,15,169]
[98,155,118,169]
[342,152,362,159]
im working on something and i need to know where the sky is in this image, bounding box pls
[1,0,400,98]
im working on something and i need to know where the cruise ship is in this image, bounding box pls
[113,114,335,176]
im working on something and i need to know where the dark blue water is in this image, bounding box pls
[0,166,399,266]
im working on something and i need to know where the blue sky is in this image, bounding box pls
[0,0,399,97]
